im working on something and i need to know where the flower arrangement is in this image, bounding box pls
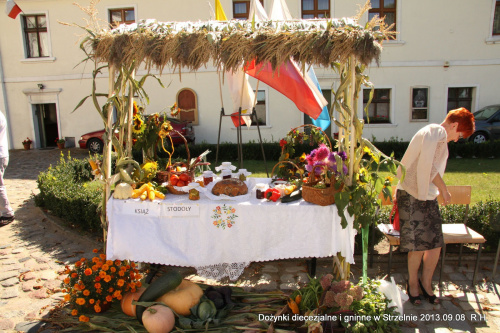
[170,102,180,117]
[304,143,347,187]
[61,249,144,322]
[55,138,65,144]
[22,137,32,145]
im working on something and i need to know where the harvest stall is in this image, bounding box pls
[55,1,405,332]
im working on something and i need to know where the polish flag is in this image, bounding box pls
[5,0,22,19]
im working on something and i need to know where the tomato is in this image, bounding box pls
[170,175,179,186]
[176,180,186,187]
[179,173,190,182]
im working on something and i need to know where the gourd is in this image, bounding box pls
[156,279,203,316]
[136,270,183,325]
[113,182,133,199]
[142,305,175,333]
[121,286,146,317]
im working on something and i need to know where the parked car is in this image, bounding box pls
[469,105,500,143]
[79,117,195,154]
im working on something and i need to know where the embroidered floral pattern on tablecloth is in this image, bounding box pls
[211,204,238,229]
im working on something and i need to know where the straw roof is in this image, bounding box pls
[86,18,394,72]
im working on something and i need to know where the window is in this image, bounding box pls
[109,8,135,26]
[369,0,396,31]
[176,88,198,125]
[251,90,267,126]
[363,88,391,124]
[301,0,330,19]
[494,0,500,35]
[22,15,49,58]
[233,1,264,20]
[447,87,473,112]
[411,87,429,121]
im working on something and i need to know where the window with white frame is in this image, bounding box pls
[363,88,392,124]
[369,0,396,32]
[411,87,429,121]
[251,90,267,126]
[493,0,500,35]
[233,1,264,20]
[109,7,135,27]
[22,14,50,58]
[301,0,330,19]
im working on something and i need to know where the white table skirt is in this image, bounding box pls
[106,178,356,280]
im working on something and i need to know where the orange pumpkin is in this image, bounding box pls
[121,287,146,317]
[142,305,175,333]
[156,279,203,316]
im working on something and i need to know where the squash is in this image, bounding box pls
[156,279,203,316]
[121,286,146,317]
[142,305,175,333]
[136,270,183,325]
[113,182,133,199]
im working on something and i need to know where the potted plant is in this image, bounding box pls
[55,137,65,149]
[22,137,32,150]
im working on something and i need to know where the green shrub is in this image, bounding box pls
[35,154,103,233]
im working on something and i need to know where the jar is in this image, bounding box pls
[221,169,232,179]
[238,169,248,181]
[255,183,267,199]
[189,188,200,200]
[203,171,214,186]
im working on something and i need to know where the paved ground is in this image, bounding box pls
[0,147,499,332]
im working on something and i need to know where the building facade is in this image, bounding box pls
[1,0,499,149]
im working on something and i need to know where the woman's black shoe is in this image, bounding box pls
[419,279,439,304]
[406,281,421,305]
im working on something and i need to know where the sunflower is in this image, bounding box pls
[132,115,145,134]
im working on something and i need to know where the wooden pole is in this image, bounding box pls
[103,65,115,252]
[348,56,356,186]
[126,71,134,157]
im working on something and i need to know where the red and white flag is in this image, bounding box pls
[5,0,22,19]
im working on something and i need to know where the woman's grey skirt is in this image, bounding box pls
[396,189,444,252]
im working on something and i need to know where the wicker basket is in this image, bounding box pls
[270,160,303,182]
[163,130,193,195]
[302,165,343,206]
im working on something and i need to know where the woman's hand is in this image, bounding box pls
[441,189,452,205]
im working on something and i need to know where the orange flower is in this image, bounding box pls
[108,287,114,293]
[131,263,136,268]
[136,281,142,288]
[117,279,125,287]
[99,271,106,278]
[92,249,99,253]
[96,261,103,268]
[64,277,70,284]
[79,315,89,322]
[71,273,77,278]
[96,289,102,294]
[89,299,95,304]
[106,260,113,266]
[106,295,113,302]
[84,268,92,276]
[116,294,123,300]
[94,305,101,313]
[110,267,116,273]
[113,290,122,298]
[114,260,122,266]
[76,298,86,305]
[95,276,101,282]
[94,283,101,289]
[104,275,112,283]
[102,264,109,271]
[92,257,99,263]
[83,290,90,296]
[64,294,71,301]
[80,258,86,262]
[118,271,125,277]
[71,309,78,316]
[75,261,82,268]
[92,265,98,272]
[99,254,106,260]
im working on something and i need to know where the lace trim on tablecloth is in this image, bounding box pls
[195,262,250,281]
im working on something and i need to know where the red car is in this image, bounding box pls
[79,117,195,154]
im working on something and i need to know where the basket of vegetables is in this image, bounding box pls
[269,161,303,203]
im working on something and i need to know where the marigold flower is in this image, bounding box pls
[119,271,125,277]
[131,262,136,268]
[94,305,101,313]
[116,294,123,300]
[79,315,90,322]
[99,271,106,278]
[84,268,92,276]
[76,298,86,305]
[83,290,90,296]
[75,261,81,268]
[117,279,125,287]
[110,267,116,273]
[106,260,113,266]
[99,254,106,260]
[92,249,99,253]
[136,281,142,288]
[102,264,109,271]
[94,283,101,289]
[71,309,78,316]
[106,295,113,302]
[64,277,70,284]
[71,273,77,278]
[104,275,112,283]
[95,276,101,282]
[113,290,121,298]
[89,299,95,304]
[108,287,114,293]
[92,257,99,263]
[64,294,71,301]
[114,260,122,266]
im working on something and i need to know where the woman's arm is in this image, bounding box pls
[432,173,451,204]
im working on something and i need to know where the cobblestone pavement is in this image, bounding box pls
[0,147,499,332]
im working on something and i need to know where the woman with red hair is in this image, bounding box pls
[396,107,474,305]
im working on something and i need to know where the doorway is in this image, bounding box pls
[34,103,59,148]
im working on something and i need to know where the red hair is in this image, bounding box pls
[445,107,475,138]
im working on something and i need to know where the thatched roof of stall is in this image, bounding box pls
[85,18,395,73]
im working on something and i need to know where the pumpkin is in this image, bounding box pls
[121,286,146,317]
[142,305,175,333]
[113,182,133,199]
[156,279,203,316]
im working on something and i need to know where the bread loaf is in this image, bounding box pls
[211,178,248,197]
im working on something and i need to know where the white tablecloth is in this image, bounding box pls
[106,178,356,280]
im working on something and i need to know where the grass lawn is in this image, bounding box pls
[222,158,500,204]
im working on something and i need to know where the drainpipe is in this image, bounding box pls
[0,47,14,150]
